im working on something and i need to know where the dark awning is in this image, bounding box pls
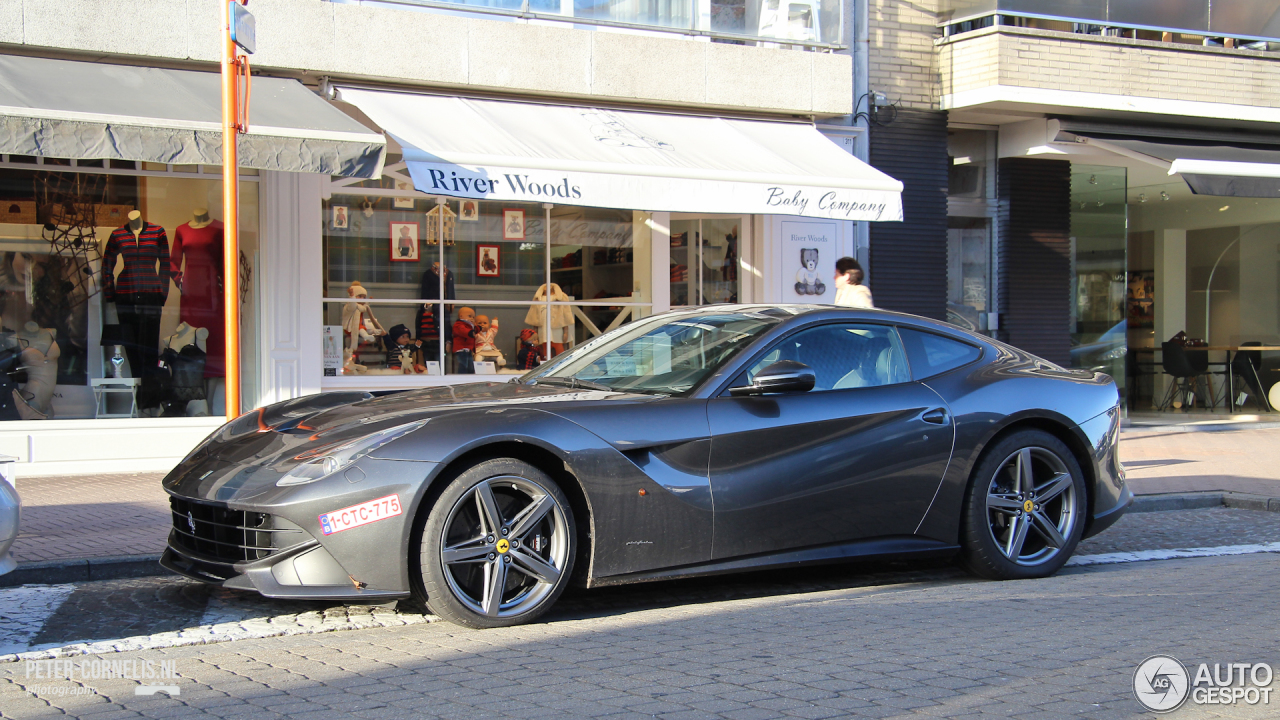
[1055,122,1280,198]
[0,55,385,178]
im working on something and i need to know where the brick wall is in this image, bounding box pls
[869,0,940,111]
[940,27,1280,109]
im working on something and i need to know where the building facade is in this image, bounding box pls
[0,0,895,474]
[864,0,1280,418]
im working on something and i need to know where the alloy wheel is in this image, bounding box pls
[983,447,1079,566]
[438,475,571,618]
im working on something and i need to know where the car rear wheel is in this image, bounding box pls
[960,430,1086,580]
[419,458,576,629]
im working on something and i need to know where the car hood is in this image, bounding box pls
[165,382,657,500]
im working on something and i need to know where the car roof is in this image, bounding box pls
[658,303,992,345]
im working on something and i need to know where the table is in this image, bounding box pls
[91,377,140,419]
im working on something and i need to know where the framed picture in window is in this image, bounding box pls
[390,221,420,262]
[393,180,415,209]
[460,200,479,222]
[503,209,525,240]
[477,244,500,277]
[331,205,349,229]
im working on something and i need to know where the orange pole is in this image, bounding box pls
[221,0,242,420]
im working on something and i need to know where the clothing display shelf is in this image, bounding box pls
[91,377,140,419]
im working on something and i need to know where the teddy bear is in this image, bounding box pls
[794,248,826,296]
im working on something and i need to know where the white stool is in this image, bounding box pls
[92,377,141,418]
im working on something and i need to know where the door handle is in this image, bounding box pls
[922,408,948,425]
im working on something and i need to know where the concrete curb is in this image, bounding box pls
[1122,420,1280,433]
[1131,492,1280,513]
[0,554,166,588]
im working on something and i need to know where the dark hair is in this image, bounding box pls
[836,256,861,275]
[849,268,864,285]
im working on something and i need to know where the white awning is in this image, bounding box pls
[0,55,385,178]
[336,88,902,221]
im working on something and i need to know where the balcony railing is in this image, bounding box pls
[939,0,1280,45]
[337,0,844,49]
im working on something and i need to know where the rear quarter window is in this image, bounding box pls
[898,327,983,380]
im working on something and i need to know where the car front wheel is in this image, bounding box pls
[960,430,1086,580]
[419,458,576,629]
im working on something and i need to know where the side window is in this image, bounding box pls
[897,327,982,380]
[746,324,910,392]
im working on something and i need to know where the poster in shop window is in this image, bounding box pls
[782,219,837,304]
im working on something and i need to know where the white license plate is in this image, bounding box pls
[318,494,402,536]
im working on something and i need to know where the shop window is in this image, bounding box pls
[1069,166,1127,400]
[0,165,259,420]
[946,217,991,334]
[670,217,743,307]
[322,192,653,378]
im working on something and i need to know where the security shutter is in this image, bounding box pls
[997,157,1072,365]
[868,109,949,320]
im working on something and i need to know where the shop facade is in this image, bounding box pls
[312,90,897,392]
[863,0,1280,420]
[0,0,889,474]
[0,54,385,475]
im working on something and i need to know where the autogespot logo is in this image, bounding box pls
[1134,655,1190,713]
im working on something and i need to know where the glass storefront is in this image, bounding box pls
[1126,178,1280,413]
[0,160,259,420]
[1068,165,1128,402]
[322,186,653,377]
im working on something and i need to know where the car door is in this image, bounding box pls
[706,322,955,560]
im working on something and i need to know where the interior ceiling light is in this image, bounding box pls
[1138,193,1147,203]
[1161,191,1170,201]
[1220,205,1230,212]
[1088,174,1098,185]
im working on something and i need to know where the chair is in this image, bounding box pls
[1158,342,1207,411]
[1230,342,1273,412]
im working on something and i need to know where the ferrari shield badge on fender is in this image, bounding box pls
[319,494,403,536]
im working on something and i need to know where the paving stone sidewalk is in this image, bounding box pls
[8,426,1280,566]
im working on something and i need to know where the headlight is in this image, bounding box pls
[1100,346,1127,361]
[277,420,429,487]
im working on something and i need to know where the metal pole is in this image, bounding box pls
[544,204,553,360]
[1204,236,1239,343]
[221,0,242,420]
[437,197,446,372]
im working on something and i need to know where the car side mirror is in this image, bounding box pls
[730,360,816,396]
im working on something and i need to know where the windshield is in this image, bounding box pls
[522,309,785,395]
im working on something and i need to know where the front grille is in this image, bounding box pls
[170,497,279,563]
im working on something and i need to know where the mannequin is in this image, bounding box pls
[415,262,455,364]
[163,322,210,416]
[341,281,385,374]
[103,210,169,374]
[13,321,58,420]
[524,283,574,357]
[474,315,505,367]
[165,322,208,353]
[171,208,225,379]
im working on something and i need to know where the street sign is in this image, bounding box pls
[230,2,256,55]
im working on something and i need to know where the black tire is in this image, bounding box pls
[959,429,1087,580]
[419,458,576,629]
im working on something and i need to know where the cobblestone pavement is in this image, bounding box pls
[11,473,167,563]
[2,552,1278,719]
[0,508,1278,718]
